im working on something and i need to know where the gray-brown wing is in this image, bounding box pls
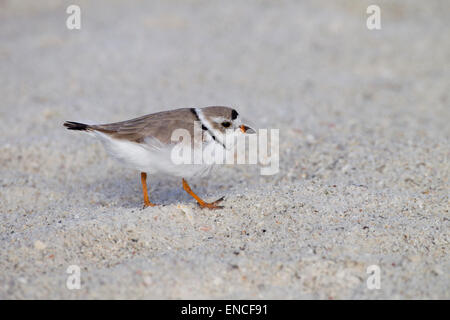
[92,108,196,145]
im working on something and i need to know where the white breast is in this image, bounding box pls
[94,131,214,178]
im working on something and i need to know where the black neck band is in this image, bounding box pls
[190,108,226,149]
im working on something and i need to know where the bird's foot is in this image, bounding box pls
[198,196,225,210]
[142,201,157,209]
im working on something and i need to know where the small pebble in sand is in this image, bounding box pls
[177,204,195,224]
[34,240,47,250]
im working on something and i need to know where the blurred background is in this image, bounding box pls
[1,0,448,137]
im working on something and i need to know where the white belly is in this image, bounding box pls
[95,131,214,178]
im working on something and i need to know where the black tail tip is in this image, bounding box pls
[64,121,90,131]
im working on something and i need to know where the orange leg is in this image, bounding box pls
[182,178,224,210]
[141,172,157,208]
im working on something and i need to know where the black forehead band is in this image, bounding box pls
[231,109,238,120]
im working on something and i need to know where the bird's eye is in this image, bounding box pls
[222,121,231,128]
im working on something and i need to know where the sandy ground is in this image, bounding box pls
[0,0,449,299]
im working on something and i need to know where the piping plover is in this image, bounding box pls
[64,106,255,209]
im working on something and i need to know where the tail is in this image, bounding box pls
[63,121,93,131]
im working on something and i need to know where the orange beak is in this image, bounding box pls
[240,125,255,133]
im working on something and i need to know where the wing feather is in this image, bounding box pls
[91,108,196,145]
